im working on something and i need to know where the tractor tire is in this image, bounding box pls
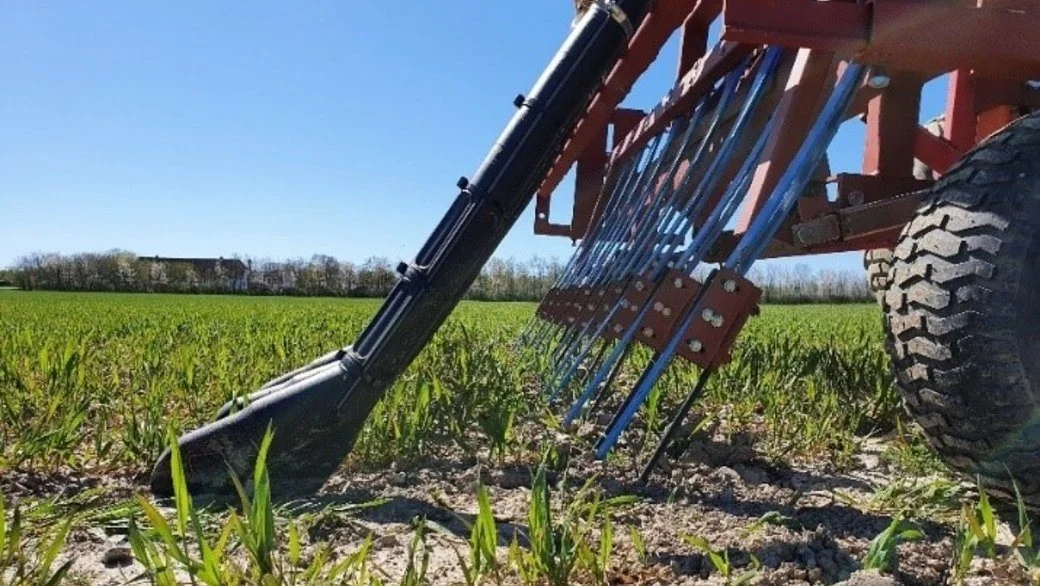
[863,249,894,303]
[884,111,1040,510]
[863,119,946,305]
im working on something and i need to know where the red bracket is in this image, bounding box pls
[602,273,655,340]
[675,269,761,369]
[635,271,704,351]
[592,282,627,333]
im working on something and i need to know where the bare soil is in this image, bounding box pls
[7,428,1031,585]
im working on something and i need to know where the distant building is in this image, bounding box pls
[138,256,250,291]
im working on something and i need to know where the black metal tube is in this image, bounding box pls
[152,1,655,498]
[638,368,713,484]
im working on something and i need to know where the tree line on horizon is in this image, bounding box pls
[4,250,875,304]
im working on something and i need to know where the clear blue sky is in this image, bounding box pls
[0,1,947,273]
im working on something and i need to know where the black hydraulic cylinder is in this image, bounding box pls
[151,1,654,498]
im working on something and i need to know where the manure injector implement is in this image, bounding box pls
[154,0,1040,511]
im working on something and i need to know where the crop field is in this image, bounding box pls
[0,291,1036,585]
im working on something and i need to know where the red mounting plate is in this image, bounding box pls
[675,268,762,369]
[635,270,703,352]
[602,273,655,340]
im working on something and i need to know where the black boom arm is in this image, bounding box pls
[152,0,655,497]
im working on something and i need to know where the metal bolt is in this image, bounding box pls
[674,278,684,288]
[687,339,704,353]
[653,301,664,312]
[868,74,891,89]
[795,225,814,246]
[635,280,646,291]
[702,308,715,322]
[587,303,595,311]
[723,280,737,293]
[662,307,672,317]
[642,327,654,338]
[711,314,724,328]
[613,324,623,333]
[849,190,865,207]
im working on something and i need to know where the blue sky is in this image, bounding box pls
[0,1,947,272]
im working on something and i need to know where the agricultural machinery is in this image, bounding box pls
[153,0,1040,511]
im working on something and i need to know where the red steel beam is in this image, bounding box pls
[863,0,1040,79]
[863,72,923,177]
[610,41,753,167]
[974,77,1026,140]
[578,108,646,241]
[677,0,721,80]
[913,128,961,176]
[735,49,836,233]
[946,70,977,152]
[571,124,610,239]
[723,0,1040,79]
[722,0,869,53]
[535,0,700,204]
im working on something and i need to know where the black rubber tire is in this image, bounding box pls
[864,249,894,303]
[862,120,946,306]
[884,111,1040,509]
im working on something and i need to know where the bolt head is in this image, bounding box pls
[868,74,891,89]
[662,307,672,317]
[613,324,623,333]
[635,280,646,291]
[673,278,684,288]
[711,315,724,328]
[688,339,703,353]
[702,308,715,322]
[848,190,866,207]
[653,301,664,312]
[642,327,654,338]
[723,280,737,293]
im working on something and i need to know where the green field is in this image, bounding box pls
[0,292,896,476]
[9,291,1030,585]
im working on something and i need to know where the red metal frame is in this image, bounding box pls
[533,0,1040,260]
